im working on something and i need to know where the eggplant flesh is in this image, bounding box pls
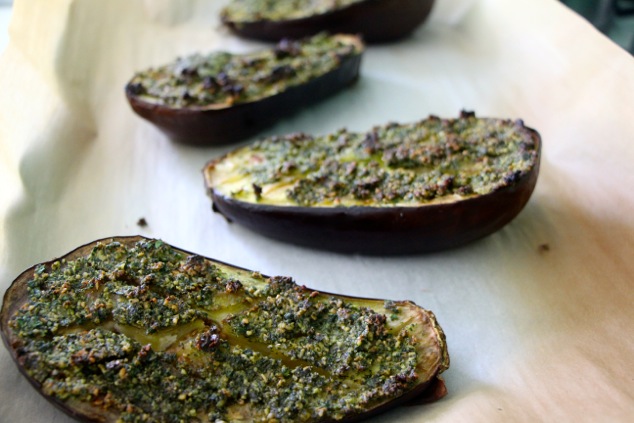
[221,0,436,43]
[1,236,449,423]
[204,112,541,255]
[125,33,364,146]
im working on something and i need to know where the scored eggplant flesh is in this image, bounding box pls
[203,111,541,255]
[1,236,449,422]
[125,33,364,145]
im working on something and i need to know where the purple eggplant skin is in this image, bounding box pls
[205,127,541,256]
[125,37,363,146]
[222,0,436,43]
[1,235,449,423]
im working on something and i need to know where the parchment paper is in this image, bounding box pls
[1,0,633,421]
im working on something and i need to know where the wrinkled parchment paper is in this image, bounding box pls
[1,0,634,421]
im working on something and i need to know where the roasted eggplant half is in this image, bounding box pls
[1,236,449,422]
[125,33,363,146]
[204,111,541,255]
[221,0,436,43]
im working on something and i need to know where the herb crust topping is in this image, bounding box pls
[222,0,365,22]
[127,33,362,109]
[207,112,539,207]
[6,239,447,422]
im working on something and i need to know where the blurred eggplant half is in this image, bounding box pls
[125,33,363,146]
[221,0,436,43]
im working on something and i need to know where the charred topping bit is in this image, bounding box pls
[222,0,365,22]
[8,239,430,422]
[127,33,362,109]
[212,113,539,207]
[127,82,145,96]
[275,38,302,58]
[225,279,244,293]
[195,325,222,351]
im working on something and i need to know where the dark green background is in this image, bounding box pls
[563,0,634,52]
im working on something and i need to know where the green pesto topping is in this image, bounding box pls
[209,113,539,207]
[127,33,361,109]
[222,0,364,22]
[9,239,424,422]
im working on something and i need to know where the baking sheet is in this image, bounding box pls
[1,0,634,421]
